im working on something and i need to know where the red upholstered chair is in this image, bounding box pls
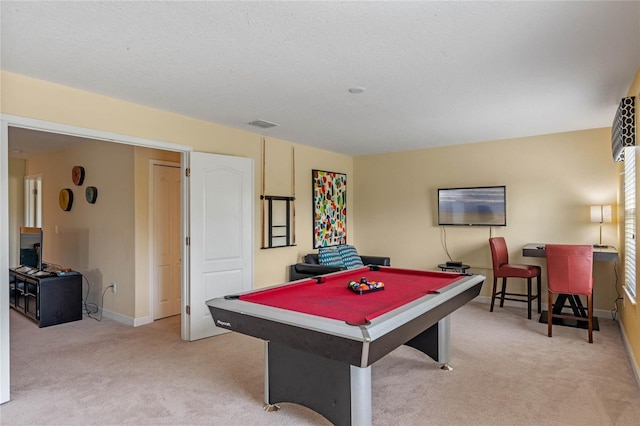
[546,244,594,343]
[489,237,542,319]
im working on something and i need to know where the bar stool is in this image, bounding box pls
[489,237,541,319]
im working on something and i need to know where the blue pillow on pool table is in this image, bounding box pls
[318,246,344,267]
[337,245,365,269]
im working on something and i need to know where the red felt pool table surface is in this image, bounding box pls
[239,267,464,325]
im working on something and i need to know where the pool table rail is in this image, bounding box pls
[207,272,484,368]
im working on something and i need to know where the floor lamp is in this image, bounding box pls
[590,205,612,248]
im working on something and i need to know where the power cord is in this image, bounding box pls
[440,226,453,261]
[610,260,623,321]
[82,276,114,322]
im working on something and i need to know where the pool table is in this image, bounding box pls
[206,266,484,426]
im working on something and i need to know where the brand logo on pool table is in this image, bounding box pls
[216,319,231,328]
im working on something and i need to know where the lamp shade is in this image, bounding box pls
[590,205,613,223]
[590,206,601,223]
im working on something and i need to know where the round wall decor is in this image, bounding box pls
[72,166,85,186]
[86,186,98,204]
[59,188,74,211]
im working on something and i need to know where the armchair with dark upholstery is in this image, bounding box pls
[289,253,391,281]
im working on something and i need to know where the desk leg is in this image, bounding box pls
[551,294,567,314]
[569,295,588,317]
[552,294,587,317]
[540,293,599,330]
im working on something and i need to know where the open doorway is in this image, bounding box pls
[1,115,194,404]
[7,127,184,324]
[2,114,255,404]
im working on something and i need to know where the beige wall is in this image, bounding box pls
[258,139,354,288]
[354,128,619,310]
[620,67,640,374]
[25,140,136,315]
[2,69,637,374]
[2,71,353,322]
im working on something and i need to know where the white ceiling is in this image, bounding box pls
[2,1,639,157]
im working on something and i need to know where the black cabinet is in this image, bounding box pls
[9,269,82,327]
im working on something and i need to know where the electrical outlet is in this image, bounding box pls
[111,282,117,293]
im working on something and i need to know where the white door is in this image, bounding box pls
[185,152,253,341]
[152,163,181,320]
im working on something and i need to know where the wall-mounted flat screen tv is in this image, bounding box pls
[19,226,43,270]
[438,186,506,226]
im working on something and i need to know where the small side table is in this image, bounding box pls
[438,263,470,273]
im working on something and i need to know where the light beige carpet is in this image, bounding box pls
[2,301,640,425]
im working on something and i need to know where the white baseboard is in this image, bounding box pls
[618,320,640,390]
[100,308,152,327]
[133,315,153,327]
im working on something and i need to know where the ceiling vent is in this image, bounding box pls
[248,119,279,129]
[612,96,635,162]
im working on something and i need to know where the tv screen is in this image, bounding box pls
[19,226,43,270]
[438,186,506,226]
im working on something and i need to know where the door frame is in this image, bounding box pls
[0,113,192,404]
[149,160,182,321]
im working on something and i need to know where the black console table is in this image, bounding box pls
[9,268,82,327]
[438,263,470,273]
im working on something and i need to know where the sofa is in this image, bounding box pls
[289,253,391,281]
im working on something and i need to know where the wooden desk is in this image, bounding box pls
[522,243,618,331]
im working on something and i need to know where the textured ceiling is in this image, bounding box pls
[2,1,639,157]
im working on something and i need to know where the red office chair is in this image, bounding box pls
[489,237,542,319]
[546,244,594,343]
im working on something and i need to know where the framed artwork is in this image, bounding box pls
[312,169,347,248]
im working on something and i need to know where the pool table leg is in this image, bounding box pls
[438,316,452,370]
[263,342,281,412]
[264,341,372,426]
[405,316,452,370]
[350,364,372,425]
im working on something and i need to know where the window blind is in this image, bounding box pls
[624,146,636,302]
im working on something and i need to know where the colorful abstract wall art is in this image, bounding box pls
[312,170,347,248]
